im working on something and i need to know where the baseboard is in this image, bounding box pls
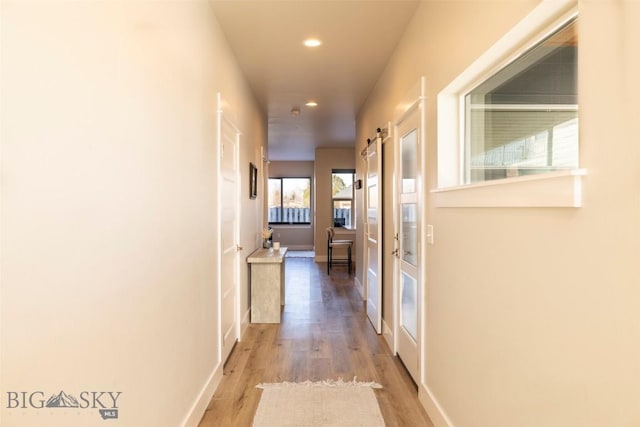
[418,383,455,427]
[182,309,250,426]
[180,361,223,427]
[354,275,364,299]
[382,318,394,351]
[241,308,250,338]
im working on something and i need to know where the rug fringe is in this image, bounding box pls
[256,377,383,390]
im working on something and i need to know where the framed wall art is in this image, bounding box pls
[249,162,258,199]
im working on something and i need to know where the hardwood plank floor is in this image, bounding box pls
[198,258,433,427]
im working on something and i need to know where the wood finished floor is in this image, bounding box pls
[198,258,434,427]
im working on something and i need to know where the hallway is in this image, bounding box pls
[198,258,433,427]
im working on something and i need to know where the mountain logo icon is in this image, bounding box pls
[45,391,80,408]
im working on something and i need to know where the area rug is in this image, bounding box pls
[284,250,315,258]
[252,378,385,427]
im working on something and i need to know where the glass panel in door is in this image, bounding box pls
[402,204,417,266]
[401,272,418,341]
[402,129,417,194]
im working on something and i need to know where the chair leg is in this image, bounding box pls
[348,245,352,275]
[327,245,331,274]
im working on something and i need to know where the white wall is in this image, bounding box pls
[356,1,640,426]
[0,1,264,426]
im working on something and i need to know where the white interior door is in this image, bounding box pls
[394,108,421,383]
[365,137,383,334]
[218,95,241,363]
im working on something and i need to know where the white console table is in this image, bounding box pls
[247,247,288,323]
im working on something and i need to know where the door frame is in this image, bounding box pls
[392,77,427,386]
[216,92,242,364]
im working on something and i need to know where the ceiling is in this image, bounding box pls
[210,0,420,161]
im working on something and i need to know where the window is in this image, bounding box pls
[268,178,311,224]
[332,169,354,227]
[435,2,584,208]
[465,19,578,183]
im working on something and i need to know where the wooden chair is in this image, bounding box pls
[326,227,353,274]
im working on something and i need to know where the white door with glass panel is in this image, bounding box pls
[395,110,421,383]
[365,137,382,334]
[218,94,241,364]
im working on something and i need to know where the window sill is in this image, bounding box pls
[431,169,586,208]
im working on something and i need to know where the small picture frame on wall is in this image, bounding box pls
[249,162,258,199]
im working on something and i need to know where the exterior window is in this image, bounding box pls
[268,178,311,224]
[464,18,578,183]
[332,170,354,227]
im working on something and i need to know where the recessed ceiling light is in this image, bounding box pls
[305,101,318,107]
[303,38,322,47]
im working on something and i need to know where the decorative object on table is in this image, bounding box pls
[272,241,280,250]
[249,162,258,199]
[261,227,273,248]
[253,378,384,427]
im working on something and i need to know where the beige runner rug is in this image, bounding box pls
[252,378,385,427]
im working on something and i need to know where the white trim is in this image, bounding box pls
[234,121,242,361]
[469,103,578,111]
[215,92,223,365]
[382,318,393,351]
[354,275,365,300]
[431,168,586,208]
[419,384,455,427]
[382,121,393,143]
[180,362,223,427]
[240,308,251,339]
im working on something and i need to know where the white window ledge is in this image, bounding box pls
[431,169,586,208]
